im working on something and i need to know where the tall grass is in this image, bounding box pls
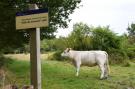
[2,58,135,89]
[5,60,30,88]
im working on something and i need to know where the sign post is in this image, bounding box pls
[29,4,41,89]
[16,4,48,89]
[30,28,41,89]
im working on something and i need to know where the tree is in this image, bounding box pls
[66,23,129,64]
[125,23,135,59]
[0,0,81,52]
[0,1,27,52]
[91,26,121,51]
[127,23,135,36]
[67,23,92,50]
[127,23,135,44]
[67,23,121,52]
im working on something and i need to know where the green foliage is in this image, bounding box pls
[67,23,121,52]
[67,23,92,50]
[0,1,27,52]
[41,39,55,52]
[3,60,30,88]
[41,38,67,53]
[123,23,135,60]
[64,23,129,64]
[47,51,63,61]
[0,54,14,68]
[91,26,121,51]
[109,49,129,64]
[126,44,135,60]
[127,23,135,36]
[38,22,135,64]
[0,54,5,68]
[127,23,135,44]
[122,60,131,67]
[47,51,69,61]
[0,0,81,53]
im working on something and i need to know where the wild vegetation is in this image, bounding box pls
[0,0,135,89]
[0,24,135,88]
[0,55,135,89]
[0,0,81,53]
[40,23,135,65]
[0,0,135,64]
[1,22,135,88]
[1,23,135,64]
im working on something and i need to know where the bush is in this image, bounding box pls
[48,51,70,61]
[0,54,5,68]
[109,49,129,64]
[122,60,131,67]
[0,54,14,68]
[127,47,135,60]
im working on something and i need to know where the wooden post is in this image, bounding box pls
[29,4,41,89]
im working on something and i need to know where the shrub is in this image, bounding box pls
[48,51,70,61]
[122,60,131,67]
[127,47,135,60]
[0,54,5,68]
[109,49,129,64]
[0,54,14,68]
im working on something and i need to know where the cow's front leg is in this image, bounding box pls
[75,61,81,77]
[76,67,79,76]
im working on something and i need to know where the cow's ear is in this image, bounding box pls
[67,48,70,52]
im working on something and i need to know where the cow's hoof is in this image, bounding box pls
[100,77,108,80]
[100,77,104,80]
[104,77,108,79]
[75,75,79,77]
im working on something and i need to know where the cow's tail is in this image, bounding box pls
[105,52,110,75]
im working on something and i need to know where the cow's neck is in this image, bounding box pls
[68,51,76,59]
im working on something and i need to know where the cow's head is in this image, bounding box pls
[61,48,72,57]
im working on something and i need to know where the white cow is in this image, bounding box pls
[61,48,110,79]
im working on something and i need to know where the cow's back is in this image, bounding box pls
[80,51,96,64]
[79,51,107,66]
[69,50,107,66]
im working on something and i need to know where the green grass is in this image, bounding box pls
[5,60,30,87]
[3,59,135,89]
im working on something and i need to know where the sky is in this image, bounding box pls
[55,0,135,37]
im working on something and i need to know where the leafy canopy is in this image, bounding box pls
[0,0,81,52]
[67,23,121,52]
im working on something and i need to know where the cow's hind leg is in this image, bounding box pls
[104,64,109,78]
[99,64,105,80]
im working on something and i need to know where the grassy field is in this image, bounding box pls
[2,54,135,89]
[4,53,50,60]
